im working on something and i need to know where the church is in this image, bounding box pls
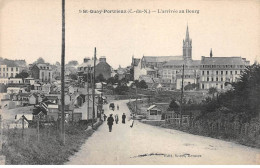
[133,25,200,90]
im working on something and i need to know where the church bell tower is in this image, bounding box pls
[183,25,192,60]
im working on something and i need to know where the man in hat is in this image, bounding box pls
[122,113,126,124]
[107,114,114,132]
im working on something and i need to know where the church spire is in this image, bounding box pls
[185,24,189,41]
[210,48,213,57]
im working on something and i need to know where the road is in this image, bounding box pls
[66,99,260,165]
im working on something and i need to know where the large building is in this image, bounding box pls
[200,53,250,90]
[0,64,20,78]
[78,56,112,80]
[29,63,53,82]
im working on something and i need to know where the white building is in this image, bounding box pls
[200,55,250,90]
[0,64,20,78]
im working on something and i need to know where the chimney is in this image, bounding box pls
[99,56,106,63]
[84,57,90,63]
[210,48,213,58]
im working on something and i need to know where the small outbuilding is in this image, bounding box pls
[146,105,162,120]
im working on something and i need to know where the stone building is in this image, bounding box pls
[30,63,53,82]
[200,53,250,90]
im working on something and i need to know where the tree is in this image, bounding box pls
[96,73,105,83]
[15,71,29,79]
[138,80,148,89]
[168,99,180,112]
[69,73,78,80]
[67,60,78,66]
[114,85,129,95]
[208,87,218,98]
[35,57,45,64]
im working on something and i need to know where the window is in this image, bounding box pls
[212,77,214,81]
[207,77,209,81]
[230,71,233,75]
[6,73,8,77]
[0,68,1,71]
[11,73,13,77]
[226,71,228,75]
[221,71,223,75]
[6,68,8,71]
[11,68,13,71]
[202,71,204,75]
[216,77,218,81]
[16,67,18,71]
[221,85,223,89]
[202,84,204,89]
[150,110,157,115]
[216,71,218,75]
[221,78,223,81]
[207,71,209,75]
[3,68,5,71]
[235,71,237,74]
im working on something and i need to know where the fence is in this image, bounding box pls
[165,116,260,148]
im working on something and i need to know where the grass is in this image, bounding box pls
[0,121,103,165]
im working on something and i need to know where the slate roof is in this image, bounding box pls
[143,56,183,63]
[163,60,201,66]
[201,57,246,65]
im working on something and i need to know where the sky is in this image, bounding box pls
[0,0,260,69]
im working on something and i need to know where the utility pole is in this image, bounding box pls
[60,0,66,144]
[92,48,96,127]
[87,67,90,120]
[180,64,185,127]
[0,115,2,151]
[135,85,137,115]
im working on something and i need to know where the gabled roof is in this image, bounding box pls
[147,105,162,111]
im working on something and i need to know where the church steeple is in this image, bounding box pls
[183,24,192,60]
[185,25,190,41]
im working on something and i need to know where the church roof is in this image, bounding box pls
[163,60,201,67]
[201,57,247,65]
[143,56,183,63]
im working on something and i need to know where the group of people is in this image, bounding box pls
[104,113,127,132]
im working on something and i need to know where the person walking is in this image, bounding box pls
[130,119,134,128]
[103,114,107,121]
[107,114,114,132]
[122,113,126,124]
[115,114,119,124]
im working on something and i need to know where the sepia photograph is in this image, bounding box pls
[0,0,259,165]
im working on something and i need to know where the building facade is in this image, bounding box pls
[200,56,250,90]
[0,65,20,78]
[78,56,112,80]
[30,63,53,82]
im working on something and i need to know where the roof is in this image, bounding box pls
[201,56,247,65]
[143,56,183,63]
[132,58,140,66]
[163,60,201,67]
[147,105,162,111]
[78,59,100,68]
[15,114,33,121]
[48,104,59,109]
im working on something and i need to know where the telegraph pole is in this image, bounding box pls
[87,67,90,120]
[60,0,66,144]
[92,48,96,128]
[135,85,137,115]
[180,64,184,127]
